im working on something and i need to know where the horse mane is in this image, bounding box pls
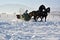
[39,5,46,12]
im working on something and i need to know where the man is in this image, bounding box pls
[22,10,31,21]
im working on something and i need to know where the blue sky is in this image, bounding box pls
[0,0,60,13]
[0,0,59,8]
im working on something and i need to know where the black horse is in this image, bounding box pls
[29,11,39,21]
[29,5,50,22]
[38,7,50,22]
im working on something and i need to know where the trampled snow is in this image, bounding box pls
[0,14,60,40]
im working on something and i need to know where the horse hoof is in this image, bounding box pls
[39,21,43,22]
[45,21,46,22]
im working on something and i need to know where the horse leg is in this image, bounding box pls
[40,17,43,22]
[45,16,47,22]
[36,16,39,20]
[34,16,37,22]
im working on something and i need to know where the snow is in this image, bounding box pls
[0,14,60,40]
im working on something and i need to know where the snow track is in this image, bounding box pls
[0,14,60,40]
[0,21,60,40]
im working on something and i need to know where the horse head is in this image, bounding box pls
[39,5,46,12]
[46,7,50,13]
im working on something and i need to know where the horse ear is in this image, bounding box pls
[47,7,50,13]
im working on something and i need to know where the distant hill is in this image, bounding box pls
[0,4,60,15]
[0,4,33,14]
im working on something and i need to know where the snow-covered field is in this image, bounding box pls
[0,13,60,40]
